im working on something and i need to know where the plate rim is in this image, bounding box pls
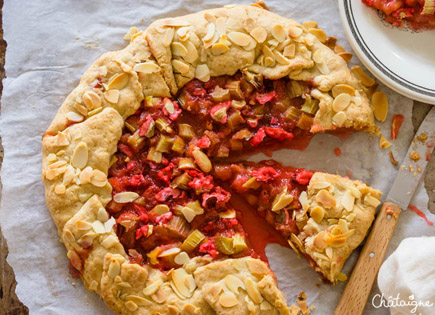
[338,0,435,105]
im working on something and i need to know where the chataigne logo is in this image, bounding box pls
[372,293,434,314]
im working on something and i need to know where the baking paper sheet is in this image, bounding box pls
[1,0,434,314]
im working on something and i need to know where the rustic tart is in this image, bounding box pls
[42,3,382,314]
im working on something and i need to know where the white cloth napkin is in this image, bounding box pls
[377,237,435,315]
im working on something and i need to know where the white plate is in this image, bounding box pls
[338,0,435,105]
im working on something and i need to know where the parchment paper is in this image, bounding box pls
[1,0,434,314]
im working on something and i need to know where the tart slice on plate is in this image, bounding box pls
[42,3,382,314]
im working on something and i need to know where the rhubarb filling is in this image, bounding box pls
[106,73,318,271]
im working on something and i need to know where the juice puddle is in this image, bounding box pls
[230,193,289,263]
[408,204,433,226]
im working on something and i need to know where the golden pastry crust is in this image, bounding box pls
[42,3,381,314]
[295,173,381,283]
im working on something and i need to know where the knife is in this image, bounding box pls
[335,105,435,315]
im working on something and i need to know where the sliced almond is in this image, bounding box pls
[108,73,129,90]
[372,91,388,122]
[288,26,303,38]
[341,190,355,211]
[104,89,120,104]
[332,93,351,112]
[158,247,181,257]
[163,27,175,47]
[315,189,336,208]
[192,148,212,173]
[264,56,275,67]
[312,49,324,64]
[338,52,353,63]
[143,279,163,296]
[332,111,347,127]
[272,189,293,212]
[66,112,84,123]
[211,43,230,56]
[245,278,263,304]
[216,17,226,36]
[79,166,93,184]
[271,24,286,42]
[227,31,251,47]
[152,204,170,215]
[243,37,257,51]
[124,26,139,40]
[316,61,330,75]
[134,62,160,74]
[334,44,345,54]
[225,275,245,295]
[63,229,75,243]
[91,169,107,187]
[203,23,216,43]
[54,184,66,195]
[250,26,267,43]
[184,41,199,63]
[88,107,102,117]
[310,206,325,223]
[283,44,296,58]
[101,235,118,249]
[92,220,105,234]
[308,28,327,43]
[71,142,88,169]
[351,66,375,87]
[75,219,92,230]
[379,135,392,149]
[74,102,88,116]
[274,50,290,65]
[219,292,239,308]
[67,250,82,271]
[365,195,381,207]
[97,207,109,222]
[177,28,190,42]
[332,84,355,98]
[108,259,121,279]
[299,191,309,212]
[171,42,188,57]
[114,191,139,203]
[181,206,196,223]
[172,59,190,74]
[172,268,192,298]
[246,259,269,276]
[174,252,190,265]
[303,21,318,29]
[82,90,101,110]
[195,64,210,82]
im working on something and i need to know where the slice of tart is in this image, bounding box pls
[215,160,381,282]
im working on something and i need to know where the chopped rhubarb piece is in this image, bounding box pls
[295,169,314,185]
[188,173,214,193]
[209,101,231,124]
[157,163,175,184]
[265,127,294,141]
[155,187,181,202]
[250,127,266,147]
[256,91,276,105]
[118,144,133,157]
[250,167,280,182]
[202,187,231,209]
[199,239,218,258]
[139,114,154,136]
[197,136,211,148]
[135,225,149,240]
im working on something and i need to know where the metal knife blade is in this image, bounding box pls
[386,106,435,209]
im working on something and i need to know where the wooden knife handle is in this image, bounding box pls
[334,202,401,315]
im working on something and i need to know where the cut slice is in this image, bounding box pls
[215,160,381,283]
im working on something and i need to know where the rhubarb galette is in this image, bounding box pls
[42,3,382,314]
